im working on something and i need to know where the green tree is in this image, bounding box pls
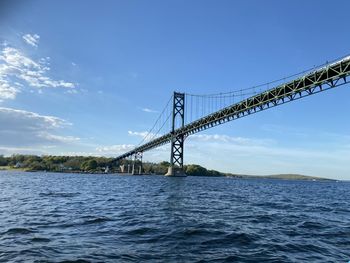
[0,155,8,166]
[185,164,207,176]
[81,159,98,171]
[64,157,83,170]
[28,161,46,171]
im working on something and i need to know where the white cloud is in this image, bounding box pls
[96,144,135,155]
[94,142,170,161]
[22,34,40,47]
[0,46,76,101]
[94,130,168,158]
[142,108,158,113]
[0,80,18,101]
[0,107,79,147]
[38,134,80,143]
[128,130,149,138]
[128,130,161,142]
[56,151,100,156]
[188,133,274,146]
[0,146,47,156]
[65,89,78,94]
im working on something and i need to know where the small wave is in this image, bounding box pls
[39,192,79,198]
[298,221,325,229]
[119,253,143,261]
[31,237,51,242]
[58,260,91,263]
[277,242,325,254]
[255,201,291,210]
[3,227,35,235]
[57,216,113,228]
[225,232,259,245]
[82,217,113,225]
[182,228,224,237]
[251,214,274,223]
[125,226,155,235]
[201,232,258,246]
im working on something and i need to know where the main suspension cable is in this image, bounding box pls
[137,95,173,146]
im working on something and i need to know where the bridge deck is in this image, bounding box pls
[116,56,350,161]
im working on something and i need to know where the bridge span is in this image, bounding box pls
[115,55,350,176]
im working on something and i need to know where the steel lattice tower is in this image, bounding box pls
[165,92,186,176]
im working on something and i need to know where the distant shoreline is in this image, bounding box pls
[0,166,336,181]
[0,155,337,181]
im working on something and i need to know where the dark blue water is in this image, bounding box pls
[0,171,349,262]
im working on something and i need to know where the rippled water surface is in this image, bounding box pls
[0,171,350,262]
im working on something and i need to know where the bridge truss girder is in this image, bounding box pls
[184,72,349,136]
[115,56,350,162]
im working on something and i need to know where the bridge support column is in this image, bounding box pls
[132,152,143,175]
[165,92,187,177]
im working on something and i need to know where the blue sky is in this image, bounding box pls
[1,0,350,179]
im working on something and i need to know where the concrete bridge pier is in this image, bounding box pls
[165,166,186,177]
[131,163,135,175]
[132,151,143,175]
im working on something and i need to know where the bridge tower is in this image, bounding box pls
[165,92,186,177]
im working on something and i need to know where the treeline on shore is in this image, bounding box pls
[0,154,230,177]
[0,154,330,180]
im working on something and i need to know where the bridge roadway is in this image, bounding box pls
[115,56,350,161]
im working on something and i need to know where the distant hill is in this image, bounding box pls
[262,174,334,181]
[226,173,334,181]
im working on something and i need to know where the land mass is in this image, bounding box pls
[231,173,334,181]
[0,154,333,181]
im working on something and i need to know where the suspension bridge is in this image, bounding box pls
[116,55,350,176]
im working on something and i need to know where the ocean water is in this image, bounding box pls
[0,171,349,263]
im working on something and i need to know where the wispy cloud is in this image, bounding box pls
[0,146,48,156]
[22,34,40,47]
[128,130,161,142]
[93,130,166,157]
[0,107,79,147]
[0,45,76,101]
[189,133,274,146]
[96,144,135,155]
[39,134,80,144]
[128,130,149,138]
[0,80,18,101]
[95,142,169,160]
[141,107,158,113]
[261,124,308,137]
[65,89,78,94]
